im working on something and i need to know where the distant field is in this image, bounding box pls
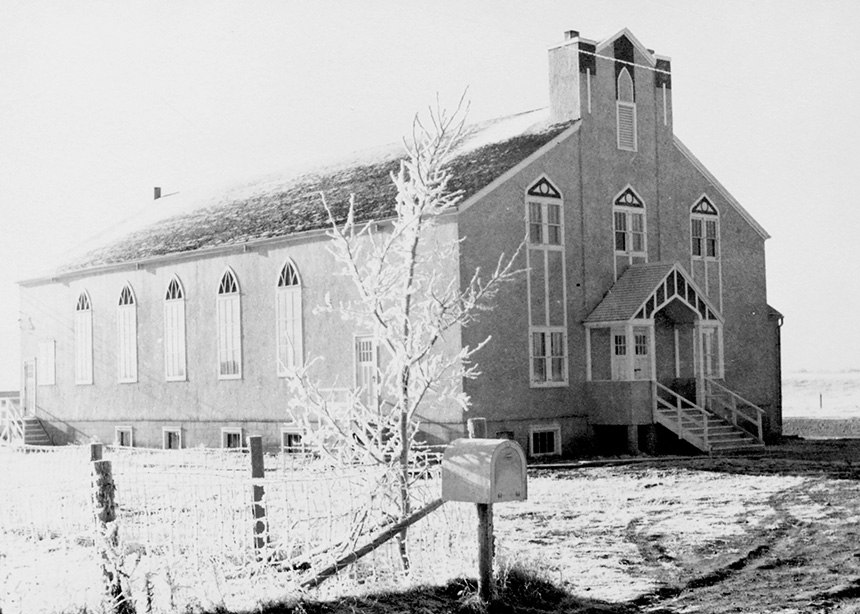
[782,371,860,438]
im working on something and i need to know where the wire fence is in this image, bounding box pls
[0,444,477,614]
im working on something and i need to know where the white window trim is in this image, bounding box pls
[354,334,380,408]
[280,427,306,454]
[74,292,93,385]
[221,427,244,449]
[529,326,569,387]
[526,177,568,389]
[691,215,720,261]
[529,424,562,457]
[164,277,187,382]
[162,427,183,450]
[276,260,303,376]
[114,426,133,447]
[217,268,242,380]
[117,285,138,384]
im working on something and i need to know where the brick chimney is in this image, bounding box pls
[548,30,594,123]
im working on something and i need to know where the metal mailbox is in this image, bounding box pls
[441,438,527,504]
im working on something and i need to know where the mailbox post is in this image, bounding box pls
[441,432,527,602]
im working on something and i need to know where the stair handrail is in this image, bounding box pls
[654,381,711,452]
[704,378,764,442]
[0,398,25,446]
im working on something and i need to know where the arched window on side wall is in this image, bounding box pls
[117,284,137,383]
[276,260,303,375]
[75,291,93,385]
[164,276,187,381]
[217,268,242,379]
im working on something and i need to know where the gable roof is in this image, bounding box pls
[584,261,721,324]
[595,28,657,66]
[53,109,571,275]
[673,136,770,240]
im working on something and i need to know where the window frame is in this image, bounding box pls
[217,268,242,380]
[117,284,138,383]
[354,334,379,409]
[276,260,303,376]
[691,197,720,261]
[281,427,306,454]
[162,427,182,450]
[74,291,93,385]
[115,426,133,447]
[529,424,562,457]
[221,427,244,449]
[526,176,568,388]
[616,67,637,152]
[164,276,187,382]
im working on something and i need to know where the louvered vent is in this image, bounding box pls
[617,102,637,151]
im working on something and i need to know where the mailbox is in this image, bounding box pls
[441,438,527,503]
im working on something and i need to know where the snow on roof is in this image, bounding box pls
[53,108,570,275]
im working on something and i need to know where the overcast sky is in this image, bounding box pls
[1,0,858,389]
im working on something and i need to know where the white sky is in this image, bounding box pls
[1,0,858,389]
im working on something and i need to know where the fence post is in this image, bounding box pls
[468,417,493,603]
[93,458,132,614]
[249,435,267,550]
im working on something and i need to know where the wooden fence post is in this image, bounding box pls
[93,458,133,614]
[249,435,267,550]
[467,417,493,602]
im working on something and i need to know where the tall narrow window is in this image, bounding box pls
[613,187,647,278]
[217,269,242,379]
[74,291,93,385]
[355,335,378,408]
[690,196,722,308]
[276,261,303,375]
[691,197,719,259]
[164,276,186,381]
[526,177,568,386]
[616,67,637,151]
[117,284,137,383]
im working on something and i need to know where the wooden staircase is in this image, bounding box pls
[22,416,52,445]
[654,381,765,455]
[1,399,52,446]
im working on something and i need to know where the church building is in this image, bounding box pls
[17,29,783,456]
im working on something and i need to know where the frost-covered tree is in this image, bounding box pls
[285,98,521,568]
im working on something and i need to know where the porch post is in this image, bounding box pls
[624,323,634,381]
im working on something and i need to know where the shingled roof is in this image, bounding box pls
[584,262,722,323]
[58,109,573,274]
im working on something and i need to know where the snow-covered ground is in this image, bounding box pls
[783,371,860,419]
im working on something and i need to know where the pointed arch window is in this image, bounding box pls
[525,176,568,386]
[276,261,303,375]
[613,187,647,277]
[217,269,242,379]
[616,67,637,151]
[691,197,719,259]
[74,291,93,385]
[164,276,187,381]
[117,284,138,383]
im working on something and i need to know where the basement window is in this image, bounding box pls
[162,427,182,450]
[221,427,243,449]
[115,426,133,447]
[281,428,305,454]
[529,424,561,457]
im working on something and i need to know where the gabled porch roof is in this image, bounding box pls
[584,262,722,324]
